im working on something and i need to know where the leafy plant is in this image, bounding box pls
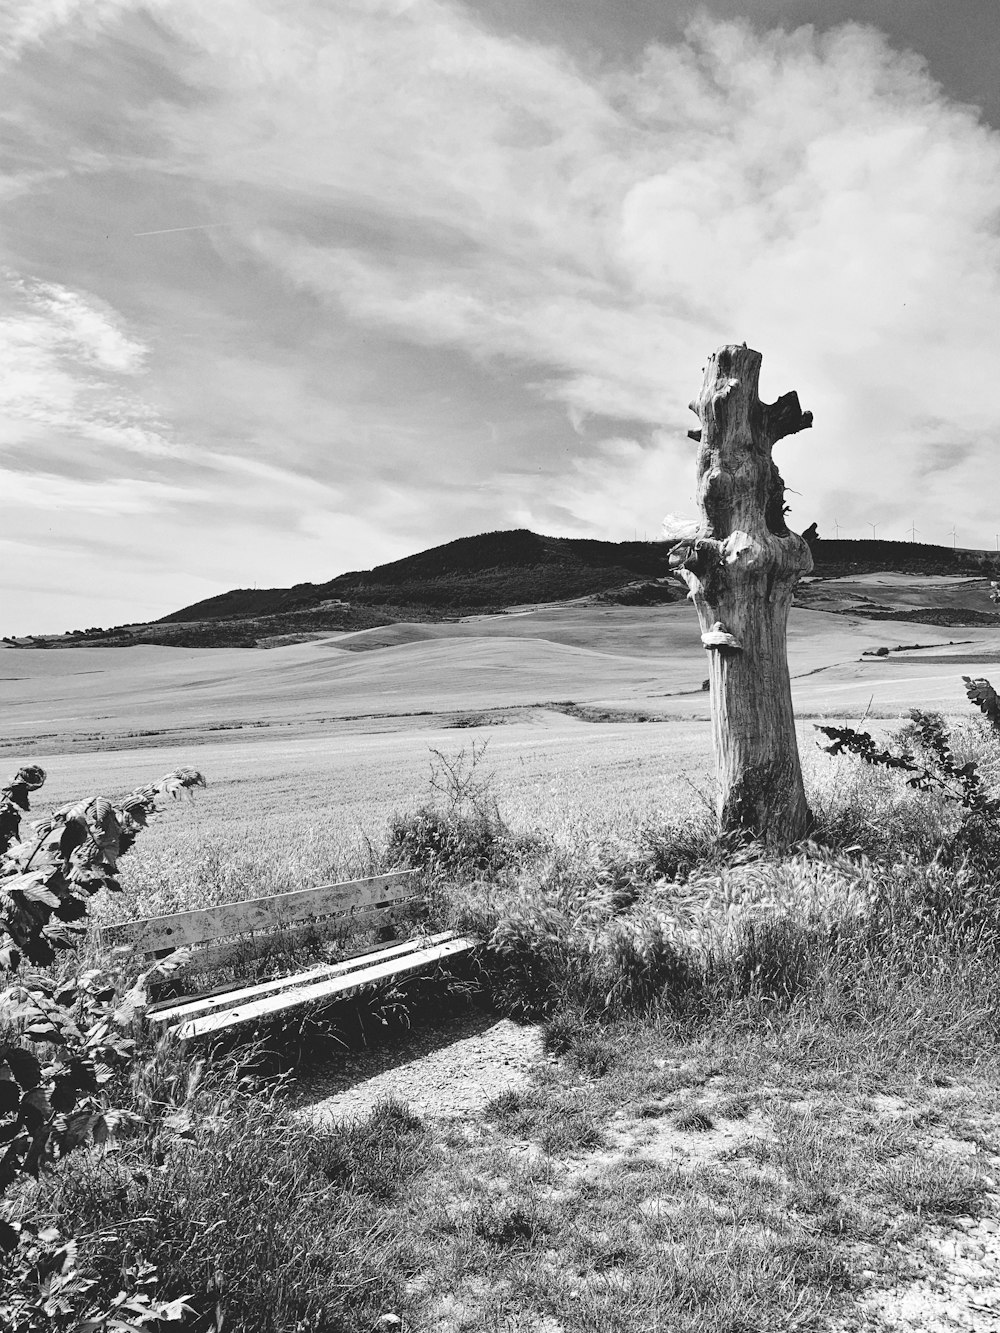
[0,763,204,1325]
[0,766,47,861]
[0,1226,192,1333]
[964,675,1000,732]
[2,767,206,970]
[816,707,1000,822]
[386,741,520,875]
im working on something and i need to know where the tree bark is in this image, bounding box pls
[669,345,813,844]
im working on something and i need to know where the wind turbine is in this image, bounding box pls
[868,521,879,539]
[948,526,957,549]
[908,522,920,543]
[833,518,842,538]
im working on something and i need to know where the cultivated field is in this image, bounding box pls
[6,591,1000,754]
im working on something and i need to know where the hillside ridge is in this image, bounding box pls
[8,530,1000,650]
[160,529,1000,626]
[159,529,677,624]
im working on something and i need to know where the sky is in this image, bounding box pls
[3,0,1000,635]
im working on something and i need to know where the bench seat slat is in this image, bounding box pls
[147,930,461,1025]
[103,870,418,955]
[173,935,478,1041]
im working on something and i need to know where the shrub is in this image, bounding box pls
[385,741,525,877]
[386,803,509,875]
[815,689,1000,864]
[486,892,701,1020]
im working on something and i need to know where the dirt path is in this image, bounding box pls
[292,1010,544,1123]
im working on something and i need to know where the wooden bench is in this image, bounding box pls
[100,869,477,1041]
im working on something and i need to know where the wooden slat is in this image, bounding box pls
[147,901,414,980]
[101,870,418,955]
[147,931,460,1025]
[173,935,477,1040]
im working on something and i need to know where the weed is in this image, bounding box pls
[716,1093,752,1120]
[728,914,826,1003]
[542,1010,619,1076]
[387,802,511,874]
[879,1155,988,1218]
[484,1086,604,1155]
[467,1198,552,1248]
[673,1107,714,1132]
[638,1100,675,1118]
[386,741,538,877]
[308,1096,430,1200]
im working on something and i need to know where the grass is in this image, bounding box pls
[26,1089,425,1332]
[9,708,1000,1329]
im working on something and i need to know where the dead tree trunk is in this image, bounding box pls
[669,344,813,844]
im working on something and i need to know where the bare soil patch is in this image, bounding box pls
[294,1010,544,1123]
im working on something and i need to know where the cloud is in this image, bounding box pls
[0,273,160,454]
[6,0,1000,636]
[0,0,137,60]
[2,471,192,515]
[134,2,1000,538]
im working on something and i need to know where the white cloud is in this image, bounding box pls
[0,0,136,60]
[124,1,1000,541]
[31,281,147,373]
[1,470,193,515]
[0,274,163,455]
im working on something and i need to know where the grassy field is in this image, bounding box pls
[6,586,1000,1331]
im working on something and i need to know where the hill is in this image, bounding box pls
[163,530,1000,625]
[159,530,679,624]
[805,535,1000,578]
[8,530,1000,651]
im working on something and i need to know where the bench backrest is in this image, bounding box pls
[100,869,421,973]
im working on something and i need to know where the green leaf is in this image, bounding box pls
[6,872,62,909]
[0,945,21,972]
[25,1022,67,1044]
[50,1075,80,1114]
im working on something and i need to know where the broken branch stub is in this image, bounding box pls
[672,344,813,843]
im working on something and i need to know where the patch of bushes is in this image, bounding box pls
[387,803,512,875]
[485,895,702,1021]
[386,741,535,878]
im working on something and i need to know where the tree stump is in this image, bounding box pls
[669,344,813,844]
